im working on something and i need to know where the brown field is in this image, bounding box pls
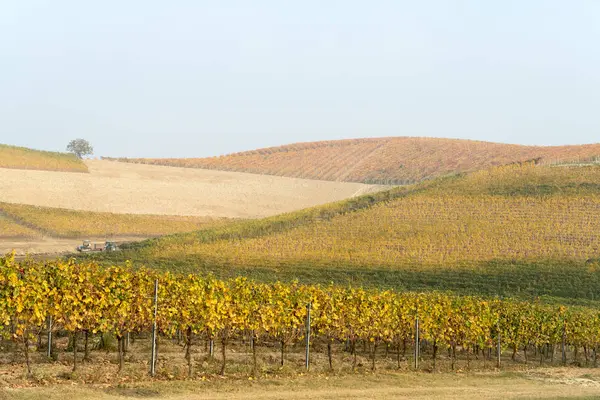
[0,160,381,219]
[107,137,600,184]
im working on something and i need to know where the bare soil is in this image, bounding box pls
[0,160,382,219]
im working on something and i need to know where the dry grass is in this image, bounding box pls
[0,202,233,238]
[0,144,87,173]
[0,213,40,238]
[4,372,600,400]
[106,137,600,184]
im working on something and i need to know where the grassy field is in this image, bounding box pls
[0,144,88,172]
[90,163,600,305]
[105,137,600,184]
[0,202,234,238]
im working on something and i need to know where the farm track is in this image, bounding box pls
[1,236,150,258]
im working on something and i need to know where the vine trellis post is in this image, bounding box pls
[150,279,159,377]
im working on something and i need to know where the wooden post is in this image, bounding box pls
[305,302,312,370]
[150,279,158,377]
[47,316,52,358]
[497,328,501,369]
[414,316,420,370]
[562,323,567,366]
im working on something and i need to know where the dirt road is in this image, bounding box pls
[0,236,147,257]
[0,160,382,219]
[3,370,600,399]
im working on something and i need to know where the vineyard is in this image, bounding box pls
[96,163,600,303]
[0,144,88,173]
[0,202,233,239]
[105,137,600,184]
[426,161,600,197]
[2,255,600,381]
[149,195,600,267]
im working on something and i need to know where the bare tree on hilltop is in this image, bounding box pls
[67,139,94,159]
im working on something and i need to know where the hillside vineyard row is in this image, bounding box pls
[150,195,600,267]
[105,138,600,183]
[138,163,600,269]
[3,255,600,376]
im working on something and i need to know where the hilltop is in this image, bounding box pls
[96,162,600,305]
[105,137,600,184]
[0,144,88,172]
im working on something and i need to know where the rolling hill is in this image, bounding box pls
[0,159,380,219]
[0,152,381,255]
[97,162,600,305]
[105,137,600,184]
[0,144,88,172]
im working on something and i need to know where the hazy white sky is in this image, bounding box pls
[1,1,599,158]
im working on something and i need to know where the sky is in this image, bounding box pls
[1,1,599,158]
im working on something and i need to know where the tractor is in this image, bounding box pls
[76,240,119,252]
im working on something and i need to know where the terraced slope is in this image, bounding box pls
[0,144,88,172]
[101,163,600,304]
[105,137,600,184]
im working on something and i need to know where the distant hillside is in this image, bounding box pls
[0,144,88,172]
[99,163,600,304]
[105,137,600,184]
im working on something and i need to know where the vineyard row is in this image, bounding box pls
[2,255,600,377]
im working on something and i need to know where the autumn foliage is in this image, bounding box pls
[1,255,600,376]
